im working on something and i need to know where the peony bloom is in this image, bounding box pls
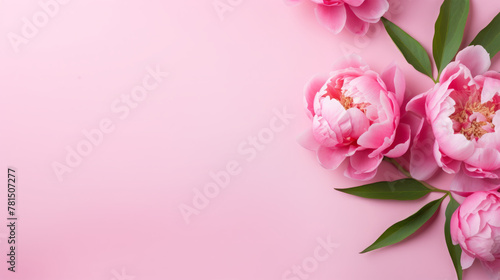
[450,191,500,278]
[407,45,500,196]
[286,0,389,35]
[299,56,410,180]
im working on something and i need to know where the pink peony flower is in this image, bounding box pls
[299,56,410,180]
[286,0,389,35]
[450,191,500,278]
[407,45,500,196]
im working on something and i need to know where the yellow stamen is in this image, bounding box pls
[450,99,497,140]
[340,95,353,110]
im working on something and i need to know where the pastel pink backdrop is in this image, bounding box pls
[0,0,499,279]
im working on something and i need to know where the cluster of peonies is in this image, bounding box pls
[300,45,500,276]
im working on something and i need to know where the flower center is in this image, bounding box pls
[339,94,354,110]
[323,79,370,112]
[449,86,498,140]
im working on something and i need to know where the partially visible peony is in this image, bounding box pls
[407,45,500,196]
[286,0,389,35]
[451,191,500,278]
[299,56,410,180]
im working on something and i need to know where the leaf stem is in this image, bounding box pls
[384,157,450,194]
[384,158,411,177]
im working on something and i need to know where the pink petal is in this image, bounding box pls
[466,235,495,261]
[321,98,347,126]
[482,259,500,279]
[346,108,370,138]
[349,149,383,173]
[439,61,463,84]
[344,5,369,35]
[484,205,500,227]
[461,251,476,269]
[381,64,406,106]
[315,4,347,34]
[312,116,342,146]
[450,209,460,245]
[438,133,475,161]
[483,70,500,81]
[459,192,497,217]
[343,0,365,6]
[345,75,385,105]
[434,142,461,174]
[350,0,389,23]
[409,120,439,180]
[463,164,500,180]
[401,112,422,141]
[337,110,354,138]
[450,169,500,197]
[465,147,500,171]
[313,0,342,4]
[426,82,456,122]
[345,162,378,180]
[481,77,500,104]
[383,123,411,158]
[298,129,320,151]
[305,75,329,118]
[357,122,394,149]
[317,145,349,170]
[406,91,428,118]
[456,45,491,77]
[491,114,500,143]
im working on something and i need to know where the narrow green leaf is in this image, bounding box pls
[470,12,500,58]
[445,196,463,280]
[433,0,470,74]
[361,196,446,253]
[335,179,431,200]
[381,17,433,79]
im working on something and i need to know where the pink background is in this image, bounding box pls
[1,0,499,279]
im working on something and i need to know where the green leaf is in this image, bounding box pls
[381,17,433,79]
[433,0,470,74]
[361,196,446,253]
[470,12,500,58]
[335,179,431,200]
[445,196,463,280]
